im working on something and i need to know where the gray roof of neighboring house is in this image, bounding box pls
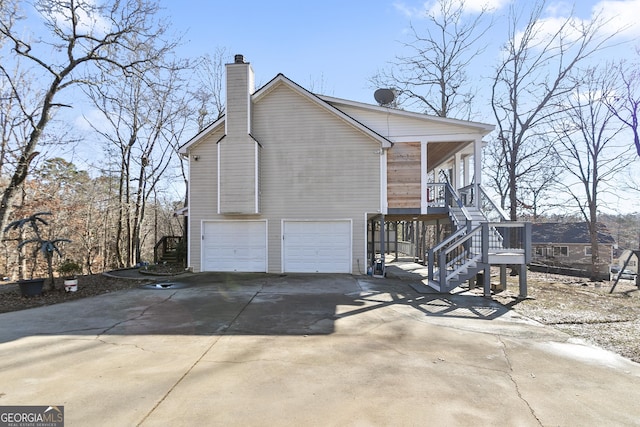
[532,222,616,245]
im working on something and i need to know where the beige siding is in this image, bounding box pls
[253,83,381,273]
[187,126,224,272]
[225,63,252,136]
[187,84,382,274]
[335,104,480,138]
[219,139,258,213]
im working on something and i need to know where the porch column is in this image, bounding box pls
[473,137,482,208]
[463,155,471,186]
[421,141,428,214]
[453,153,462,190]
[379,216,386,268]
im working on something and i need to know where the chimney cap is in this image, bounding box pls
[234,54,245,64]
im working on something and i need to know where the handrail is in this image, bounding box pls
[478,186,509,222]
[428,226,468,281]
[445,181,472,225]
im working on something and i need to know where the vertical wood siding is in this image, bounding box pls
[387,142,421,208]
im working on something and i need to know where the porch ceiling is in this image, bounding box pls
[427,141,472,170]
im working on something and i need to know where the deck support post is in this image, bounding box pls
[499,265,507,292]
[482,263,491,297]
[519,265,528,298]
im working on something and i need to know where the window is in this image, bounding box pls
[553,246,568,257]
[535,246,551,257]
[584,246,592,256]
[630,260,637,267]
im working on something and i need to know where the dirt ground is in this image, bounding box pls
[1,269,639,364]
[488,270,640,364]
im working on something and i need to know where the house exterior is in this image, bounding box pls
[615,249,638,274]
[531,222,615,272]
[178,54,531,296]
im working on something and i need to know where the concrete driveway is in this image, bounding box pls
[1,269,639,426]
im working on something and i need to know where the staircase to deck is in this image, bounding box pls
[427,185,530,293]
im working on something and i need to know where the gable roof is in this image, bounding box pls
[532,222,616,245]
[179,73,394,154]
[319,95,495,135]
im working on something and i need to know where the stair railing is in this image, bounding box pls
[154,235,183,264]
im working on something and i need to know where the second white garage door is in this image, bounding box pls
[202,220,267,272]
[282,220,351,273]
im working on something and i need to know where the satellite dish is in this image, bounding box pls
[374,88,396,106]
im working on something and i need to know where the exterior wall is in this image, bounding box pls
[387,142,421,208]
[225,62,253,136]
[219,139,258,213]
[533,243,613,268]
[254,83,381,273]
[187,82,381,274]
[616,249,639,273]
[334,104,481,138]
[219,61,258,214]
[187,126,224,272]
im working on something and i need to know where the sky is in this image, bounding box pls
[159,0,640,214]
[162,0,640,120]
[8,0,639,211]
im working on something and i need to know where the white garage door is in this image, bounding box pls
[202,221,266,272]
[283,220,351,273]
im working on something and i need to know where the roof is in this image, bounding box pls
[179,73,394,154]
[531,222,616,245]
[179,73,495,154]
[318,94,495,134]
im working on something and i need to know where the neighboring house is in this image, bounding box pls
[531,222,615,271]
[615,249,639,274]
[178,55,530,295]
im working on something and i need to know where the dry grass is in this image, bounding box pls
[490,271,640,363]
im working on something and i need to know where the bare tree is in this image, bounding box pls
[192,47,229,131]
[84,55,190,267]
[371,0,490,118]
[490,1,614,221]
[608,53,640,158]
[0,0,175,241]
[553,65,634,279]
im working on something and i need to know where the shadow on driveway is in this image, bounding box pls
[0,271,516,344]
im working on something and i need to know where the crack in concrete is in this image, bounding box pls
[498,335,543,426]
[136,286,264,426]
[548,318,634,325]
[94,291,178,340]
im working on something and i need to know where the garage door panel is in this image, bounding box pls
[283,220,351,273]
[202,221,266,272]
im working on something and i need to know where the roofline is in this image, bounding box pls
[254,74,393,148]
[318,94,495,135]
[179,116,225,154]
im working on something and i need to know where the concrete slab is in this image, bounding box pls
[0,272,639,426]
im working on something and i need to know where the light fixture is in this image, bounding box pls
[193,155,200,161]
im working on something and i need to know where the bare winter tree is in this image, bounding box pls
[84,57,190,267]
[0,0,175,241]
[553,65,634,279]
[192,47,229,131]
[607,53,640,158]
[490,1,614,221]
[371,0,490,118]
